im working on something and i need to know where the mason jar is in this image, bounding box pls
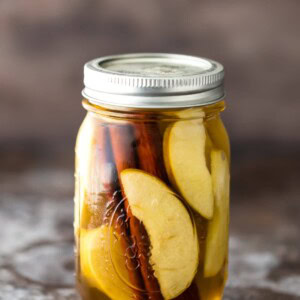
[74,53,230,300]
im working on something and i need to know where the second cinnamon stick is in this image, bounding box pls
[109,123,163,300]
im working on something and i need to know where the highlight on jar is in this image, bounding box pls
[74,53,230,300]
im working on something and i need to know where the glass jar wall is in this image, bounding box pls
[74,99,230,300]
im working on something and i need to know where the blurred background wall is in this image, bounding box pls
[0,0,299,168]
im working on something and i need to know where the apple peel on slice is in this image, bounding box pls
[204,150,230,277]
[121,169,199,299]
[163,120,214,219]
[206,116,230,162]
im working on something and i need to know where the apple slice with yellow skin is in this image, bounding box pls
[80,226,133,300]
[74,116,95,231]
[79,229,97,287]
[204,150,230,277]
[162,107,205,119]
[163,120,214,219]
[121,169,199,299]
[158,108,205,137]
[206,116,230,161]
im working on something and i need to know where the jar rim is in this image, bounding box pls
[82,99,226,122]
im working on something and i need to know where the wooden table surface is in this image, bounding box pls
[0,151,299,300]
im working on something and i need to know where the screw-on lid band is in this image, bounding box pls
[83,53,225,109]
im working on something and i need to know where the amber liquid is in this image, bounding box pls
[74,101,230,300]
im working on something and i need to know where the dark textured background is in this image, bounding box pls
[1,0,300,148]
[0,1,300,299]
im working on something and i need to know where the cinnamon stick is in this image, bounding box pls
[134,122,168,181]
[94,123,145,299]
[109,123,163,300]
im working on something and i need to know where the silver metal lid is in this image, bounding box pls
[82,53,225,109]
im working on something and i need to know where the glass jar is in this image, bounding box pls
[74,53,230,300]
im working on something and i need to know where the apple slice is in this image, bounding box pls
[204,150,230,277]
[80,226,133,300]
[206,116,230,161]
[163,120,214,219]
[121,169,199,299]
[74,116,95,230]
[163,107,205,119]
